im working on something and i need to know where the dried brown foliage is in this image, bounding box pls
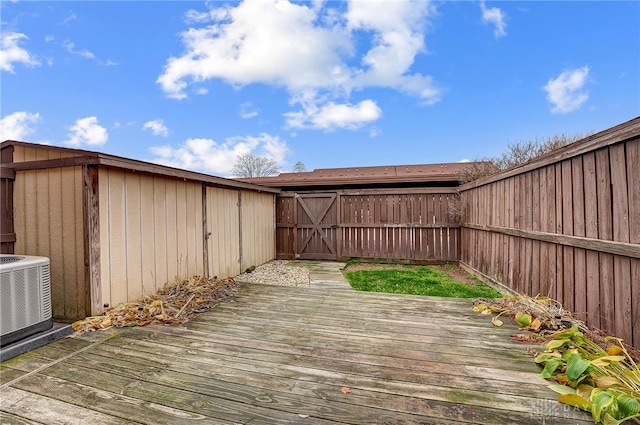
[474,295,640,363]
[72,275,239,334]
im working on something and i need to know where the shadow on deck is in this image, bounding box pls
[0,261,593,424]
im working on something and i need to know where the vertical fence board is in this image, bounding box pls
[506,178,515,285]
[572,157,587,321]
[546,165,557,298]
[561,160,575,312]
[627,140,640,346]
[583,153,600,328]
[594,148,616,336]
[610,144,632,343]
[553,164,564,303]
[531,169,540,295]
[537,167,548,296]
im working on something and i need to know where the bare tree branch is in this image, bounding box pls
[231,152,279,178]
[292,161,306,173]
[457,132,589,183]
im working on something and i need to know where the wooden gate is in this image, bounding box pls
[296,193,338,259]
[276,193,338,260]
[276,189,460,263]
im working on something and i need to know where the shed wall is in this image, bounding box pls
[206,186,241,278]
[13,166,86,320]
[3,141,278,322]
[240,191,276,270]
[12,144,83,162]
[98,167,204,309]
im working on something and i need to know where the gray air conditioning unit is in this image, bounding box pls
[0,255,52,346]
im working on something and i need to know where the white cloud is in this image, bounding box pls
[142,119,169,137]
[480,1,507,38]
[62,40,95,59]
[149,133,289,176]
[184,9,213,24]
[157,0,351,98]
[60,12,77,26]
[157,0,441,129]
[240,102,259,119]
[346,0,437,96]
[0,111,41,141]
[285,99,381,130]
[62,39,116,66]
[0,32,40,73]
[65,116,108,147]
[543,66,590,114]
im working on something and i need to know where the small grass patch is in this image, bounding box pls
[344,265,502,298]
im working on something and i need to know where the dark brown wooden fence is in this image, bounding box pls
[459,117,640,348]
[276,189,460,263]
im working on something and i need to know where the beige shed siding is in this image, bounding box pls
[11,144,82,162]
[13,167,85,320]
[240,190,275,270]
[206,186,241,278]
[6,141,278,320]
[98,168,204,308]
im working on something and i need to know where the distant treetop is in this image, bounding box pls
[458,133,589,183]
[232,152,279,178]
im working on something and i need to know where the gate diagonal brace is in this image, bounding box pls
[297,195,337,255]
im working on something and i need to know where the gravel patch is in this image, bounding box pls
[235,260,310,286]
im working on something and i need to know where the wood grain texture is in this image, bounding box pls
[277,190,460,263]
[206,186,241,278]
[12,166,86,320]
[83,165,100,317]
[0,269,594,425]
[460,129,640,347]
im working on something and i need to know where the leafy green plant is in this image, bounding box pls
[535,325,640,424]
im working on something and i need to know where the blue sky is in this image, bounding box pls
[1,1,638,176]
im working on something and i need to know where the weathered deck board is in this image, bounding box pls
[1,262,594,424]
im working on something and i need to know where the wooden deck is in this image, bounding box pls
[0,262,593,424]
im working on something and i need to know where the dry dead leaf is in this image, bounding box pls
[71,276,239,335]
[340,387,351,394]
[529,317,542,331]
